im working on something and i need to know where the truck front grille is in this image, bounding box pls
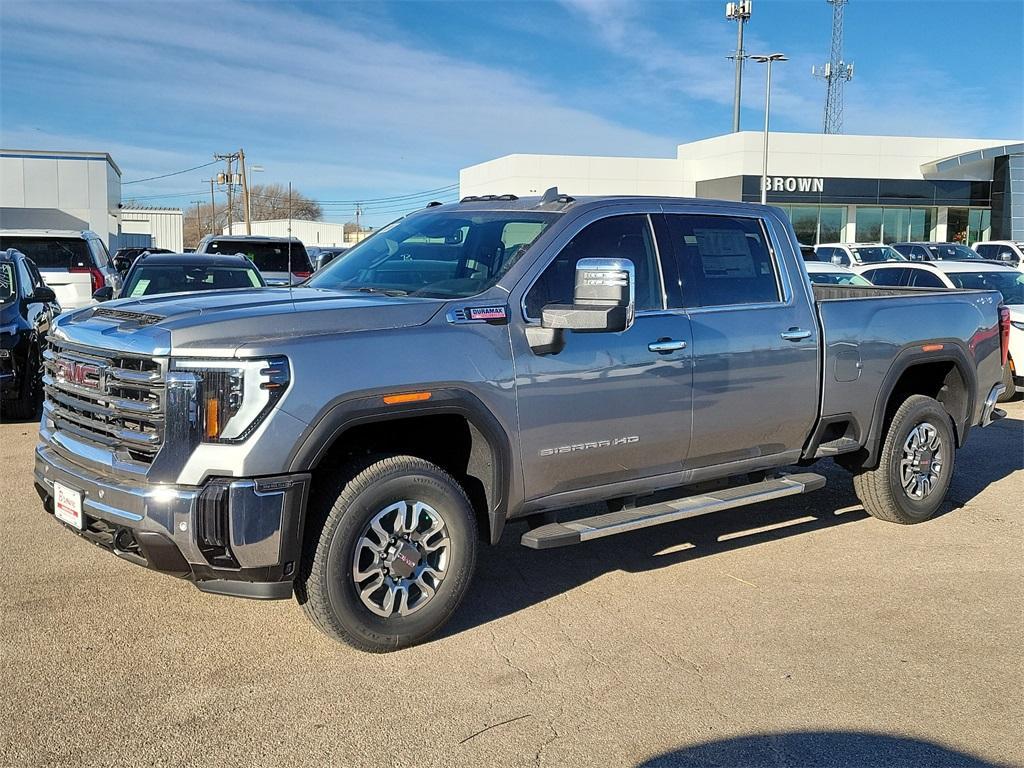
[42,339,166,464]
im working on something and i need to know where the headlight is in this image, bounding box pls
[172,356,289,442]
[1011,320,1024,331]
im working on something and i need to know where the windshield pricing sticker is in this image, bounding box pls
[131,279,151,297]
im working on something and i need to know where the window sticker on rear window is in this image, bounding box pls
[0,263,15,303]
[131,279,151,297]
[689,228,757,278]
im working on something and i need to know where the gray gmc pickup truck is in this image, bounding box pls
[34,192,1010,652]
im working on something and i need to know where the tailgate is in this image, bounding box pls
[39,270,92,310]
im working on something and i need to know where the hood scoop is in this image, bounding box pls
[92,307,166,326]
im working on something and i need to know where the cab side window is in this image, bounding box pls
[662,214,781,307]
[524,214,662,318]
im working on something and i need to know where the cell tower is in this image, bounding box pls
[812,0,854,134]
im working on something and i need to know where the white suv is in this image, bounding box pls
[0,230,122,309]
[854,260,1024,400]
[972,241,1024,270]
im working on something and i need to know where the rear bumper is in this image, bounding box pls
[34,442,310,599]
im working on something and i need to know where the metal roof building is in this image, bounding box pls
[119,207,184,251]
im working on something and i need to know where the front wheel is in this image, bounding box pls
[296,455,478,652]
[852,395,955,524]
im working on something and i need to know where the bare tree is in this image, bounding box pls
[180,183,323,248]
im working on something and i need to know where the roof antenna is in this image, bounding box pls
[540,186,560,204]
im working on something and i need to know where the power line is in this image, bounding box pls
[122,160,219,185]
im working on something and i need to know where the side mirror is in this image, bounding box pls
[998,251,1014,262]
[831,254,843,266]
[31,286,57,303]
[541,258,635,333]
[92,285,114,302]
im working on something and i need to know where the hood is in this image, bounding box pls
[52,287,444,358]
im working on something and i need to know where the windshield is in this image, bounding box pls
[946,270,1024,305]
[124,264,263,297]
[0,262,16,304]
[928,244,981,261]
[204,240,312,273]
[808,271,872,287]
[852,246,905,263]
[306,210,558,298]
[0,236,91,270]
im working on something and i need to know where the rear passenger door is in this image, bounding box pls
[656,209,819,469]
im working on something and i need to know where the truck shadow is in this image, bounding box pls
[445,408,1023,639]
[637,730,1012,767]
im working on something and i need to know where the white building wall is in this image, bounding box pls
[460,153,687,198]
[0,150,121,246]
[119,208,184,251]
[460,132,1024,201]
[224,219,353,246]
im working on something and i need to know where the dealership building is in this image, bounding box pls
[460,132,1023,245]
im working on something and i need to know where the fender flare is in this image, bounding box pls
[286,387,513,544]
[861,342,977,466]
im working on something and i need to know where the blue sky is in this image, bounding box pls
[2,0,1021,226]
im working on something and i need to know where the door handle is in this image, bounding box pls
[648,339,688,354]
[780,328,812,342]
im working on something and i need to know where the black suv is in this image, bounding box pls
[0,249,60,419]
[111,246,174,276]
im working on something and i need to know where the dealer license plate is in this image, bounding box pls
[53,481,84,530]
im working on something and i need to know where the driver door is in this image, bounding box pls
[510,211,693,504]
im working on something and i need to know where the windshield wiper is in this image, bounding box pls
[355,286,409,297]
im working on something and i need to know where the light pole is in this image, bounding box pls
[751,53,787,205]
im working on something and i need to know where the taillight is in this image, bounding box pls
[71,265,106,293]
[294,271,310,279]
[999,305,1011,367]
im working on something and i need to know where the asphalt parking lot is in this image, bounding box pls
[2,403,1022,768]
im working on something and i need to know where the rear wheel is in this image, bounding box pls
[853,395,955,524]
[296,455,478,652]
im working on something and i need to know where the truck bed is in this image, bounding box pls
[810,282,1004,455]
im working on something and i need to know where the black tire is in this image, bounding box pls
[852,395,955,525]
[1,344,42,421]
[296,455,478,652]
[997,359,1016,403]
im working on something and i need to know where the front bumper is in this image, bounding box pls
[34,442,310,599]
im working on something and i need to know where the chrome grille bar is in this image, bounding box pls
[43,339,167,465]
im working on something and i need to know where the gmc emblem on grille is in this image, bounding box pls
[56,359,104,389]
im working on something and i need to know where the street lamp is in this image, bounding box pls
[751,53,787,205]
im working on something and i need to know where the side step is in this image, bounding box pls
[813,437,860,458]
[521,472,827,550]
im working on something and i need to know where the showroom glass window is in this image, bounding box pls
[856,207,935,243]
[777,205,847,245]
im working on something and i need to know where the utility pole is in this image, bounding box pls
[812,0,854,134]
[354,203,363,236]
[215,152,241,233]
[190,201,203,242]
[238,148,252,235]
[206,178,217,234]
[726,0,752,132]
